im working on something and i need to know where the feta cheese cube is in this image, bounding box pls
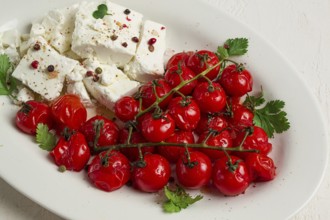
[12,37,79,101]
[66,81,93,107]
[124,20,166,82]
[82,58,140,110]
[2,29,21,48]
[71,0,143,67]
[15,86,35,104]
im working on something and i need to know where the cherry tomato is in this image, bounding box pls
[88,151,131,192]
[198,130,233,161]
[50,94,87,131]
[166,51,193,69]
[119,128,155,161]
[244,153,276,182]
[50,131,90,172]
[140,112,175,142]
[114,96,139,122]
[15,100,53,135]
[227,104,254,131]
[131,154,171,192]
[219,64,253,97]
[192,82,227,113]
[157,130,195,163]
[234,126,272,156]
[168,96,201,131]
[164,63,197,95]
[176,151,212,189]
[195,113,228,134]
[139,79,172,109]
[80,115,119,150]
[212,155,250,196]
[186,50,220,81]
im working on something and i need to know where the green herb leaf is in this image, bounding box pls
[163,185,203,213]
[243,92,290,138]
[36,123,57,151]
[93,4,111,19]
[224,38,248,56]
[0,54,11,95]
[216,46,229,60]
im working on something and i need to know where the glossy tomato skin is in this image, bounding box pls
[139,79,172,109]
[157,130,195,163]
[166,51,193,69]
[88,151,131,192]
[131,154,171,192]
[114,96,139,122]
[228,104,254,131]
[50,94,87,131]
[219,64,253,97]
[192,82,227,113]
[168,96,201,131]
[164,64,197,95]
[119,128,155,161]
[176,151,212,189]
[186,50,220,81]
[15,100,53,135]
[195,113,228,134]
[50,132,90,172]
[244,153,276,182]
[197,130,233,161]
[80,115,119,149]
[140,112,175,143]
[212,156,250,196]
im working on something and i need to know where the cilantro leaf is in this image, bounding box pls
[93,4,111,19]
[0,54,11,95]
[244,93,290,138]
[224,38,248,56]
[216,46,229,60]
[163,185,203,213]
[36,123,57,151]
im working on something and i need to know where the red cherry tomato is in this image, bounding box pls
[168,96,201,131]
[212,155,250,196]
[198,130,233,161]
[166,51,193,69]
[50,94,87,131]
[186,50,220,81]
[164,63,197,95]
[244,153,276,182]
[139,79,172,109]
[219,64,253,97]
[114,96,139,122]
[196,113,228,134]
[15,100,53,135]
[228,104,254,131]
[131,154,171,192]
[157,130,195,163]
[140,112,175,143]
[192,82,227,113]
[79,115,119,150]
[50,131,90,172]
[176,151,212,189]
[88,151,131,192]
[119,128,155,161]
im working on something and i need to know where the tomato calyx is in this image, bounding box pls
[226,158,243,172]
[20,102,32,114]
[62,127,75,141]
[92,119,104,149]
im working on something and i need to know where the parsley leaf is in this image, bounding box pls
[243,92,290,138]
[216,38,248,60]
[36,123,57,151]
[216,46,229,60]
[0,54,11,95]
[163,185,203,213]
[93,4,111,19]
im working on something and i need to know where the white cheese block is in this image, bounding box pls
[124,20,166,82]
[15,86,35,104]
[82,58,140,110]
[66,81,93,107]
[30,4,78,54]
[71,0,143,67]
[2,46,20,66]
[12,37,79,101]
[1,29,21,48]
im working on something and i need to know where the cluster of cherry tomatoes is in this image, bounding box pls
[15,49,276,197]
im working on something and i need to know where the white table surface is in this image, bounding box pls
[0,0,329,219]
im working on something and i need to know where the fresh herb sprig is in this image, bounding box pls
[36,123,57,151]
[93,4,112,19]
[216,38,249,60]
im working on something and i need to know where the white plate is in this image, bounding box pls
[0,0,328,219]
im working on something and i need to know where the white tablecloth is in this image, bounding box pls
[0,0,329,219]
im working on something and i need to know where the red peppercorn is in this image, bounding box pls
[31,60,39,69]
[33,43,41,51]
[86,71,94,77]
[132,37,139,43]
[148,38,157,45]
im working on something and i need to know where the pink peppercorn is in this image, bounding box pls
[148,38,157,45]
[31,60,39,69]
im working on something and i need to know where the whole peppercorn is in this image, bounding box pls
[47,65,55,72]
[31,60,39,69]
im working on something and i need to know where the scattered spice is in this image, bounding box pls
[110,35,118,41]
[148,45,155,52]
[48,71,59,79]
[122,42,128,48]
[31,60,39,69]
[33,43,41,51]
[123,9,131,15]
[126,16,131,21]
[47,65,55,72]
[148,38,157,45]
[131,36,139,43]
[161,26,166,30]
[93,74,100,82]
[95,67,103,74]
[86,70,94,77]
